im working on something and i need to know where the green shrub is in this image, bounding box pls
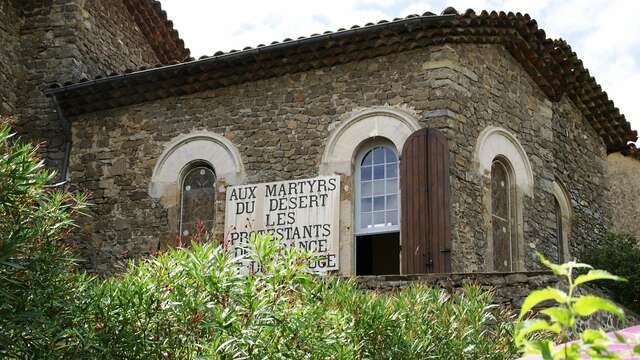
[580,233,640,314]
[78,235,517,359]
[0,121,90,359]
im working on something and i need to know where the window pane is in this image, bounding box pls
[373,211,386,226]
[356,145,400,234]
[386,163,397,178]
[362,181,372,196]
[362,151,373,166]
[181,166,216,240]
[386,178,398,194]
[387,210,398,226]
[373,196,385,211]
[386,194,398,210]
[373,165,385,179]
[385,147,397,163]
[491,161,512,272]
[361,197,372,212]
[373,180,385,196]
[361,166,372,181]
[361,212,372,229]
[373,147,385,164]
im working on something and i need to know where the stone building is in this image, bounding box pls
[2,1,638,275]
[0,0,188,177]
[607,146,640,241]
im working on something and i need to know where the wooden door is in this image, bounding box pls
[400,128,451,274]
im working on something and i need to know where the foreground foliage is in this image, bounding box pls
[75,236,517,359]
[0,122,89,357]
[515,253,640,359]
[581,233,640,314]
[0,122,517,359]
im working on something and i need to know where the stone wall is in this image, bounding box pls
[67,43,609,275]
[0,0,20,115]
[444,44,609,271]
[551,98,610,254]
[76,0,159,77]
[8,0,159,176]
[354,271,555,308]
[353,272,638,329]
[607,152,640,240]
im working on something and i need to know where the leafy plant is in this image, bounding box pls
[0,120,90,359]
[77,234,518,359]
[515,252,639,359]
[581,233,640,314]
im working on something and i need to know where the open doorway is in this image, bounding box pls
[354,143,401,276]
[356,232,400,275]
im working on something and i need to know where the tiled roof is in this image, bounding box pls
[123,0,190,63]
[621,144,640,160]
[47,7,637,152]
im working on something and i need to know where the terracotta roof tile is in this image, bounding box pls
[47,7,637,151]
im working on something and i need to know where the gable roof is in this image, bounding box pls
[123,0,190,63]
[47,7,637,152]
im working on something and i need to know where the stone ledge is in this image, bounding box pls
[348,271,556,308]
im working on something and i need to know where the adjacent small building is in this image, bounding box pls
[608,146,640,241]
[1,1,637,275]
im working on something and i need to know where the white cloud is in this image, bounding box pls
[161,0,640,143]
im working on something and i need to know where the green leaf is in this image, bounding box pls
[536,252,567,276]
[518,287,568,320]
[515,319,561,344]
[540,307,573,327]
[573,295,625,319]
[574,270,626,286]
[633,344,640,354]
[524,339,555,360]
[581,329,608,344]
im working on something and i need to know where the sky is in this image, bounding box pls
[161,0,640,141]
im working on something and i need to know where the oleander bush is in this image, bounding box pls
[580,233,640,314]
[75,236,518,359]
[0,120,90,358]
[0,121,518,359]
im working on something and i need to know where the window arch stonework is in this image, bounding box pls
[321,106,420,275]
[474,126,533,272]
[149,131,245,248]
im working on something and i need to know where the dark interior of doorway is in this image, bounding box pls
[356,232,400,275]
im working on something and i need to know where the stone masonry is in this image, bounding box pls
[607,152,640,240]
[354,272,638,330]
[1,0,170,178]
[66,42,609,274]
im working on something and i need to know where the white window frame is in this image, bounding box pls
[354,142,400,236]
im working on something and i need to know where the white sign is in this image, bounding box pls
[224,176,340,273]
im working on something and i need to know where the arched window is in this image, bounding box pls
[491,158,515,272]
[552,181,572,263]
[356,145,400,234]
[554,197,564,262]
[180,165,216,240]
[355,143,400,275]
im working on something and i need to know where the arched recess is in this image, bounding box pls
[320,107,421,275]
[474,126,534,197]
[474,126,533,272]
[320,107,421,176]
[552,180,572,263]
[149,130,245,207]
